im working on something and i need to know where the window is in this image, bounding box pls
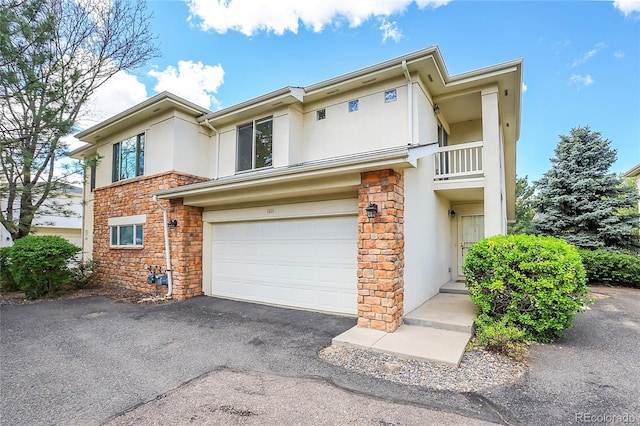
[110,224,143,246]
[112,134,145,182]
[316,109,326,121]
[237,116,273,172]
[437,123,449,147]
[437,123,450,176]
[384,89,397,103]
[90,163,96,192]
[108,215,146,247]
[348,99,359,112]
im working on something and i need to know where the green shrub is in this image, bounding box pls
[0,246,19,292]
[68,259,100,290]
[578,249,640,288]
[474,316,528,361]
[463,234,589,343]
[8,235,80,299]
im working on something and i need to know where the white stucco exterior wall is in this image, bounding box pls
[481,86,503,237]
[171,115,212,177]
[404,155,451,313]
[301,81,408,163]
[415,79,438,146]
[449,118,483,145]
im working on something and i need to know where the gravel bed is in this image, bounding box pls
[319,345,527,392]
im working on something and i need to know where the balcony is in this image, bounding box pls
[433,141,484,200]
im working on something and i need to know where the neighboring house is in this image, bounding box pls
[70,46,522,333]
[623,164,640,213]
[0,187,83,249]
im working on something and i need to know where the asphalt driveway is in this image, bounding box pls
[1,285,638,425]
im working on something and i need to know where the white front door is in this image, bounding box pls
[458,214,484,276]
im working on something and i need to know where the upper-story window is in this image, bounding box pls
[112,133,145,182]
[90,163,96,191]
[237,116,273,172]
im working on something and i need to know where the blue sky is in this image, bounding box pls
[82,0,640,182]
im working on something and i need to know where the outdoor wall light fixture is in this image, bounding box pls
[366,203,378,219]
[433,104,440,115]
[167,219,178,228]
[448,209,456,219]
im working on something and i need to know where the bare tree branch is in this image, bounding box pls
[0,0,159,240]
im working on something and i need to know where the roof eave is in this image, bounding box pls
[155,144,436,201]
[199,87,304,124]
[623,163,640,177]
[75,92,212,142]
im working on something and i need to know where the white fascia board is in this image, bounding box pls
[304,46,440,94]
[68,142,96,159]
[75,92,211,142]
[198,87,304,125]
[622,164,640,177]
[155,146,417,200]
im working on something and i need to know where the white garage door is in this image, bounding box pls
[210,216,357,315]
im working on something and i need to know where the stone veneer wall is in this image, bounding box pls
[357,169,405,332]
[92,172,207,299]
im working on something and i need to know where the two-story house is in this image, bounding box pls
[71,46,522,335]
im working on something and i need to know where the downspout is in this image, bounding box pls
[152,195,173,298]
[203,118,220,180]
[402,60,413,146]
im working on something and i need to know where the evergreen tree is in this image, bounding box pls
[508,175,535,235]
[532,126,640,253]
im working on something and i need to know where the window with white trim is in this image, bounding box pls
[237,116,273,172]
[108,215,146,247]
[110,224,143,246]
[113,133,145,182]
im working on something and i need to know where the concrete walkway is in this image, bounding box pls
[333,282,477,366]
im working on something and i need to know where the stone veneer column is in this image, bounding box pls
[357,169,405,332]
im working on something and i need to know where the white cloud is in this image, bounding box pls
[67,71,149,151]
[379,18,403,43]
[614,50,625,58]
[569,74,594,89]
[84,71,149,125]
[186,0,450,37]
[554,39,571,49]
[522,82,528,93]
[571,42,606,67]
[148,61,224,110]
[613,0,640,16]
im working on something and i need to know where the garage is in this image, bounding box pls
[208,214,358,315]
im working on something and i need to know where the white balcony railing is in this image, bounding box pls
[434,141,484,180]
